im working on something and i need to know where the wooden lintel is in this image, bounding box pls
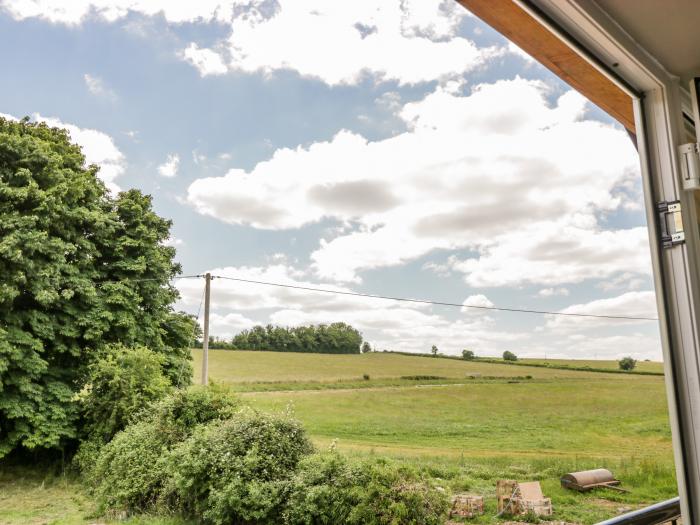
[457,0,635,133]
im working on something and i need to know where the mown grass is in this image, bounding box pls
[518,358,664,374]
[212,350,676,523]
[244,378,672,458]
[191,349,662,384]
[4,351,676,524]
[0,466,190,525]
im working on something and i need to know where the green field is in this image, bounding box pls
[3,350,677,525]
[518,358,665,374]
[192,350,677,523]
[191,349,660,384]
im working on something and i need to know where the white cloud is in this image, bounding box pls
[0,0,499,86]
[461,294,494,311]
[26,113,125,192]
[209,312,256,337]
[83,73,117,100]
[215,0,497,86]
[175,263,532,355]
[176,264,424,314]
[538,287,570,297]
[175,263,661,359]
[182,43,228,76]
[447,225,652,288]
[545,291,658,331]
[163,237,184,247]
[507,41,534,63]
[0,0,237,25]
[158,153,180,177]
[2,112,125,191]
[186,78,645,287]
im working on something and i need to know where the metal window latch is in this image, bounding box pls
[658,200,685,248]
[679,143,700,191]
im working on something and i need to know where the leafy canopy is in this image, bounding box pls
[618,356,637,371]
[0,116,192,457]
[503,350,518,361]
[80,344,173,443]
[230,323,363,354]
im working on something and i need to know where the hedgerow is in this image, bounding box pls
[83,385,240,513]
[284,453,449,525]
[84,385,448,525]
[164,408,312,524]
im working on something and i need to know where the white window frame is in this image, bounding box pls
[516,0,700,520]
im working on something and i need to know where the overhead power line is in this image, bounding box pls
[203,275,659,322]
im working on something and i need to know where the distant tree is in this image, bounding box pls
[361,342,372,353]
[431,345,439,357]
[619,356,637,371]
[231,323,363,354]
[503,350,518,362]
[462,349,475,360]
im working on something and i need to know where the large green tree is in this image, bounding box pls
[0,117,192,457]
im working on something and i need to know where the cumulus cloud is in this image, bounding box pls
[175,263,531,355]
[175,264,424,314]
[158,153,180,177]
[2,112,126,192]
[182,43,228,76]
[0,0,237,25]
[84,73,117,100]
[538,287,570,297]
[0,0,498,86]
[461,294,494,311]
[447,225,652,288]
[186,78,645,287]
[507,41,534,63]
[175,264,661,359]
[545,291,658,331]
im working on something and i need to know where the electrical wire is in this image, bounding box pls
[206,275,659,322]
[96,275,202,286]
[95,273,658,321]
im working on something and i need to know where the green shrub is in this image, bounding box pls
[139,383,240,444]
[283,453,449,525]
[80,344,172,442]
[89,419,170,512]
[165,408,313,524]
[86,385,239,513]
[503,350,518,361]
[619,356,637,371]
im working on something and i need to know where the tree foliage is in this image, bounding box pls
[462,349,475,360]
[430,345,438,357]
[0,117,190,457]
[230,323,363,354]
[503,350,518,361]
[618,356,637,371]
[80,344,172,443]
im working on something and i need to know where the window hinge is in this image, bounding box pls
[679,142,700,191]
[658,200,685,248]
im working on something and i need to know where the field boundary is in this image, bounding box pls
[383,351,665,376]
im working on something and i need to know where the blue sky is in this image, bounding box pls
[0,0,661,359]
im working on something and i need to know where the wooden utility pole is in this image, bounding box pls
[201,272,211,385]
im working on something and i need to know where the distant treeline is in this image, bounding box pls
[195,322,364,354]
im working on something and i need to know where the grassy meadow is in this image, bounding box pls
[2,350,677,524]
[193,350,677,524]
